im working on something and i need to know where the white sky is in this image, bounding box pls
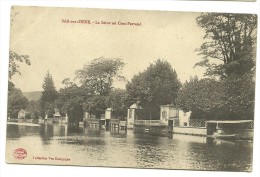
[10,6,206,92]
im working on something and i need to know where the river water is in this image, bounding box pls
[6,124,253,171]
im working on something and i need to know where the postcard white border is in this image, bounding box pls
[0,1,259,177]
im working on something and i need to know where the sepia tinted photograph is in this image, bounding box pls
[6,6,257,172]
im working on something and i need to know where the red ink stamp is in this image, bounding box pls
[13,148,27,160]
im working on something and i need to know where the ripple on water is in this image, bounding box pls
[6,124,253,171]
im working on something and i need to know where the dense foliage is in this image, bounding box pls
[76,57,125,96]
[8,13,256,123]
[26,100,41,120]
[177,13,257,121]
[56,82,87,123]
[40,71,59,117]
[126,59,181,120]
[8,81,29,118]
[56,58,126,121]
[9,50,31,79]
[177,74,255,120]
[196,13,257,78]
[8,51,31,118]
[106,89,128,120]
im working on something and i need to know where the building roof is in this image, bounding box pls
[160,104,176,108]
[19,109,26,112]
[130,103,142,109]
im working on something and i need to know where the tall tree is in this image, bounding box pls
[196,13,257,78]
[26,100,41,120]
[83,95,107,119]
[219,74,255,120]
[177,75,255,120]
[8,82,29,118]
[177,77,224,120]
[56,79,90,123]
[189,13,257,121]
[40,71,59,117]
[8,50,31,118]
[106,89,128,120]
[75,57,125,95]
[126,59,181,120]
[9,50,31,79]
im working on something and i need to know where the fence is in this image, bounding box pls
[217,121,254,129]
[189,119,206,128]
[250,121,254,129]
[110,119,120,125]
[173,118,179,127]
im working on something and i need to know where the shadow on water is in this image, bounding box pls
[132,132,168,168]
[7,124,39,139]
[206,137,214,145]
[38,124,84,145]
[110,132,127,138]
[6,124,253,171]
[83,126,103,137]
[167,132,173,139]
[67,125,83,134]
[171,134,253,171]
[133,132,162,147]
[39,125,54,145]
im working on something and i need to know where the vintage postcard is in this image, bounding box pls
[6,6,257,172]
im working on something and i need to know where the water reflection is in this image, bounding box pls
[133,134,166,168]
[6,124,253,171]
[7,124,39,139]
[84,126,100,135]
[39,125,53,145]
